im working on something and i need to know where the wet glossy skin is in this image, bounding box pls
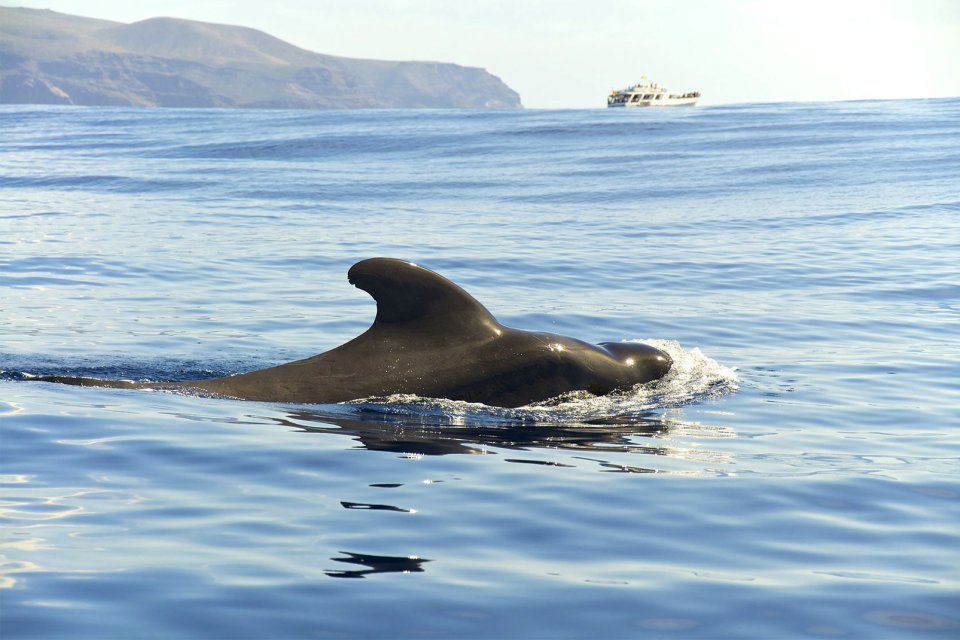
[34,258,673,408]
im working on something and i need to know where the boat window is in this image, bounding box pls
[642,94,654,100]
[630,95,641,102]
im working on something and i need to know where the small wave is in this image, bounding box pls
[0,358,238,385]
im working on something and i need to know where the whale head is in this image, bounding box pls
[598,341,673,381]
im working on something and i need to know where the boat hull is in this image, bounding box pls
[608,97,698,108]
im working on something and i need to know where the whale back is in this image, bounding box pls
[347,258,500,338]
[28,257,674,407]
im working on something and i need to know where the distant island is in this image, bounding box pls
[0,8,522,109]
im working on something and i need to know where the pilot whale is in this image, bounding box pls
[32,258,673,408]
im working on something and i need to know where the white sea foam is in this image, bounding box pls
[626,339,740,407]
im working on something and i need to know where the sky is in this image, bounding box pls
[5,0,960,108]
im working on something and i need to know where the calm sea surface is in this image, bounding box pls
[1,100,959,639]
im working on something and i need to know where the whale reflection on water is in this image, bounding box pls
[325,551,432,579]
[265,402,736,474]
[286,404,738,581]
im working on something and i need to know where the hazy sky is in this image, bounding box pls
[6,0,960,107]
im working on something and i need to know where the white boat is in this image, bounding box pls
[607,77,700,107]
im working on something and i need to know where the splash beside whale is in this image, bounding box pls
[30,258,673,408]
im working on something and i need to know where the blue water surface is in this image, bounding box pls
[1,100,959,639]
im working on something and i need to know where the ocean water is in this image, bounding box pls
[1,100,959,639]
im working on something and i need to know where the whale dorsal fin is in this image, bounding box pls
[347,258,499,333]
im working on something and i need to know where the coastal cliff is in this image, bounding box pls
[0,8,522,109]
